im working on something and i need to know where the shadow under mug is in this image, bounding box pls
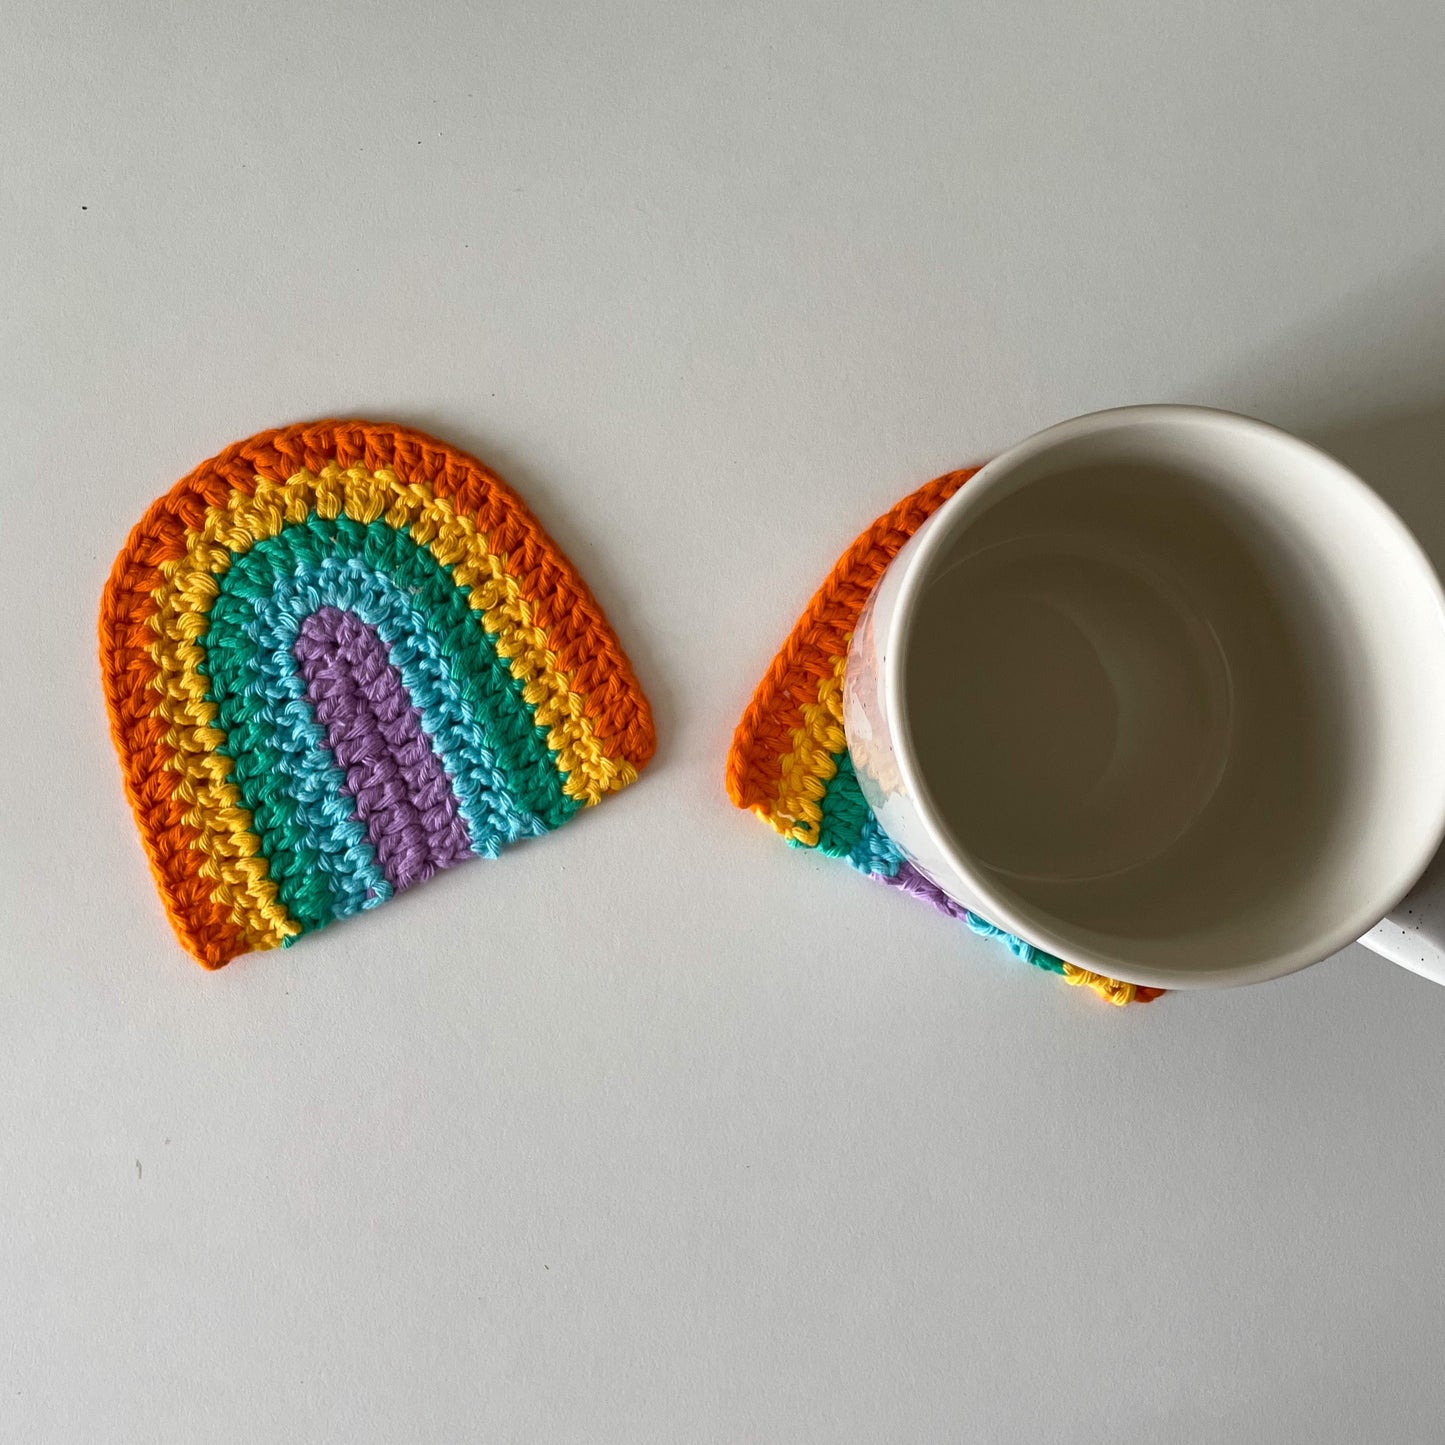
[843,405,1445,989]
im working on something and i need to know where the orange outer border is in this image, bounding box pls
[726,469,975,814]
[100,419,656,967]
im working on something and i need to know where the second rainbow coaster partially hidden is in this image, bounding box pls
[725,468,1161,1007]
[101,419,654,968]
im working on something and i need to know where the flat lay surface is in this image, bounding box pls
[4,2,1445,1440]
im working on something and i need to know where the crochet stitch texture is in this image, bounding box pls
[101,420,654,967]
[726,467,1161,1006]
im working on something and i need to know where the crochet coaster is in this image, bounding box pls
[726,468,1161,1006]
[101,419,654,968]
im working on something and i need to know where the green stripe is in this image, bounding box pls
[200,515,577,928]
[815,749,871,859]
[207,576,390,932]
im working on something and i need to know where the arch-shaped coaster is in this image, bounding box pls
[725,468,1160,1007]
[101,420,654,968]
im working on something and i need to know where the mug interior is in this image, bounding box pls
[898,412,1445,984]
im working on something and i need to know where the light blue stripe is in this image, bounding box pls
[248,557,546,859]
[242,594,395,921]
[847,812,906,878]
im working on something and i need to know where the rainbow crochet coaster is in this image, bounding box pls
[726,468,1161,1007]
[101,420,654,968]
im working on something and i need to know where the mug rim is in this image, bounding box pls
[881,403,1445,988]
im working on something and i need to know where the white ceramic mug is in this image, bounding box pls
[843,405,1445,989]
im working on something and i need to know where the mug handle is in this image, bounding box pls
[1359,843,1445,985]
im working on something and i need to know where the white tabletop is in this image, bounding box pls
[5,2,1445,1440]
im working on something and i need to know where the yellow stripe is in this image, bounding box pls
[758,651,850,845]
[751,641,1142,1003]
[149,464,625,948]
[1062,963,1138,1005]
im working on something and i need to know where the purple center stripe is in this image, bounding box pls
[880,860,973,921]
[294,606,474,892]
